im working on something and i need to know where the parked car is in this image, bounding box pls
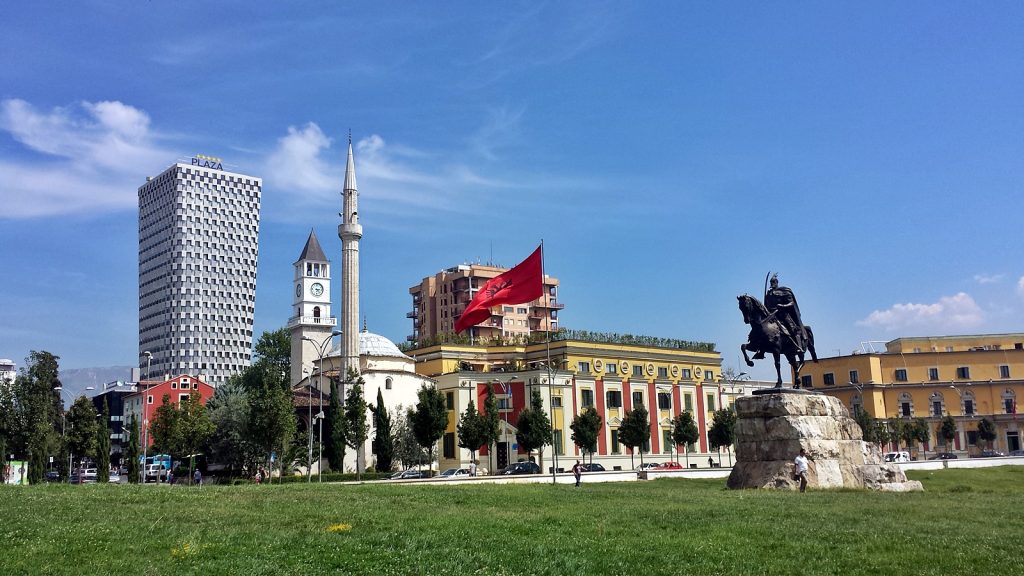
[884,451,911,463]
[976,449,1006,458]
[654,462,684,470]
[439,468,471,479]
[45,470,61,482]
[71,468,98,484]
[145,464,168,483]
[108,471,122,483]
[389,469,424,480]
[1009,450,1024,457]
[501,461,541,475]
[579,463,605,472]
[636,462,661,471]
[928,452,958,460]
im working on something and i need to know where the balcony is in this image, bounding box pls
[286,315,338,329]
[406,310,419,319]
[534,299,565,310]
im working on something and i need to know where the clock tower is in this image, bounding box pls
[289,230,337,386]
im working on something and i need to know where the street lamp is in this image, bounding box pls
[535,361,558,484]
[304,329,342,482]
[142,351,152,381]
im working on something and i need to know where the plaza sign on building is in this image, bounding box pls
[191,154,223,170]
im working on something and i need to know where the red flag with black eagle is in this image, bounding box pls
[454,245,544,333]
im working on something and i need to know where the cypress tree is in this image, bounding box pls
[370,388,394,472]
[95,398,111,483]
[126,415,141,483]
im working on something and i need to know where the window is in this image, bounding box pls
[171,382,178,389]
[684,394,693,411]
[446,392,454,411]
[956,366,970,379]
[443,433,455,458]
[901,402,911,417]
[385,377,393,390]
[606,391,622,408]
[516,307,527,314]
[632,365,644,378]
[552,430,564,455]
[551,396,562,408]
[662,430,673,454]
[1006,398,1016,414]
[704,370,714,381]
[964,399,975,415]
[632,391,643,408]
[577,361,590,373]
[497,396,511,410]
[147,395,154,405]
[179,393,189,403]
[606,363,617,375]
[1000,365,1011,379]
[503,306,513,312]
[706,394,716,412]
[928,368,939,381]
[610,429,621,454]
[932,401,943,417]
[823,373,835,386]
[682,369,692,380]
[657,392,672,410]
[581,389,594,408]
[894,369,907,382]
[849,370,859,384]
[800,375,812,388]
[658,367,668,378]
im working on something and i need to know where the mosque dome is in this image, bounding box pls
[330,330,411,360]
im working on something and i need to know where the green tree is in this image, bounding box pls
[326,377,347,472]
[456,399,487,467]
[618,405,651,469]
[411,384,448,475]
[570,407,602,464]
[370,388,394,473]
[671,411,700,467]
[977,417,997,450]
[939,415,958,451]
[149,394,178,457]
[126,415,141,483]
[243,330,297,482]
[515,389,552,470]
[65,395,99,468]
[343,372,369,479]
[205,378,255,478]
[910,418,930,456]
[177,393,215,483]
[0,382,15,483]
[480,387,501,473]
[394,406,428,470]
[95,399,111,483]
[708,407,737,465]
[853,408,875,443]
[14,351,62,484]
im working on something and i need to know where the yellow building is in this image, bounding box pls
[800,334,1024,455]
[407,263,561,343]
[404,332,727,473]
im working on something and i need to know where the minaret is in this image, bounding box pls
[338,136,361,379]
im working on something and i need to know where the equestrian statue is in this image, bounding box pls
[738,273,818,388]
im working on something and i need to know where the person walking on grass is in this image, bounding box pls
[793,448,810,493]
[572,460,583,488]
[194,468,202,488]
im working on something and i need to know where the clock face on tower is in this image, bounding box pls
[310,282,324,297]
[295,284,302,298]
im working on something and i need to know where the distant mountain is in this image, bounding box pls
[58,366,136,404]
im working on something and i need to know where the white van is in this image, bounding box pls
[883,451,911,463]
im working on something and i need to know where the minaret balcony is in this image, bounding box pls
[287,315,338,329]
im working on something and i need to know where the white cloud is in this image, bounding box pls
[264,122,340,196]
[0,98,170,218]
[974,273,1004,285]
[856,292,984,332]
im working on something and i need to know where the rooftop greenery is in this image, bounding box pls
[398,328,716,354]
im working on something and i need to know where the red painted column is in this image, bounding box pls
[595,378,607,455]
[695,384,708,453]
[648,380,659,453]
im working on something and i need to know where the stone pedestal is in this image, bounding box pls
[727,391,923,491]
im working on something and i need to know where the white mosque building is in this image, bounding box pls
[289,138,433,474]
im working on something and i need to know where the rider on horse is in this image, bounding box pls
[753,273,805,359]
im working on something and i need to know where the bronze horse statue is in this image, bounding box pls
[737,294,818,388]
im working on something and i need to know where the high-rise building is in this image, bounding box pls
[138,156,261,386]
[407,264,562,344]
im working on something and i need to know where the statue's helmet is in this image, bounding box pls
[769,273,779,286]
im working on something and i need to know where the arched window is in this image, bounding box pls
[898,392,913,417]
[1002,389,1017,414]
[385,377,393,390]
[313,306,321,323]
[929,392,945,417]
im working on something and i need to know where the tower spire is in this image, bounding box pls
[338,134,362,377]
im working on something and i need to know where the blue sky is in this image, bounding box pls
[2,2,1024,380]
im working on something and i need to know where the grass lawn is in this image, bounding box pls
[2,467,1023,575]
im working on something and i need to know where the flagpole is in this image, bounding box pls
[540,240,558,484]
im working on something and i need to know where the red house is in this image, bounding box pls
[123,375,216,448]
